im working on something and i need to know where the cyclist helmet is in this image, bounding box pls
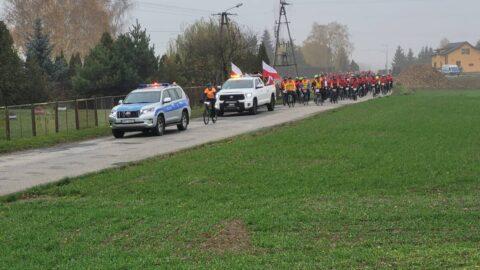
[207,83,212,87]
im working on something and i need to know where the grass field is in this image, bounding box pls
[0,108,111,139]
[1,90,480,268]
[0,106,204,154]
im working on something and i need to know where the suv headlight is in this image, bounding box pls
[110,109,117,116]
[140,107,154,115]
[246,93,253,98]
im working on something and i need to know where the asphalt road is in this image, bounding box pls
[0,95,380,196]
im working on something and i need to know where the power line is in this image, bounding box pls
[134,0,216,14]
[135,8,208,17]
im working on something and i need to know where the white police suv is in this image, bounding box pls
[109,83,191,138]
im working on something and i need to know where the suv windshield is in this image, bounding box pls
[124,91,162,104]
[222,80,253,90]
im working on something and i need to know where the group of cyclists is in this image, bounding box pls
[280,72,394,106]
[201,71,394,123]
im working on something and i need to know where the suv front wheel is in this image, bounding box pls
[249,99,258,115]
[153,115,165,136]
[267,95,275,111]
[112,130,124,139]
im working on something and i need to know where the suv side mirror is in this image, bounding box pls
[118,99,123,105]
[163,97,172,104]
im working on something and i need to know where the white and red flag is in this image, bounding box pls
[262,61,281,80]
[231,63,243,77]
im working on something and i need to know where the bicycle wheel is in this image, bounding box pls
[203,108,210,125]
[212,111,217,123]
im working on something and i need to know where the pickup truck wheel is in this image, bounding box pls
[112,130,124,139]
[177,110,189,131]
[267,95,275,111]
[153,115,165,136]
[249,99,258,115]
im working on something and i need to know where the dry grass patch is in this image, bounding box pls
[200,219,252,253]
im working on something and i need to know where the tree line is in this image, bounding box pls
[0,18,157,106]
[1,0,360,106]
[0,18,274,105]
[391,45,435,74]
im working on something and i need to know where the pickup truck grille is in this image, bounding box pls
[220,94,245,101]
[117,111,140,118]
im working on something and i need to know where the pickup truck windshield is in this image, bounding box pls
[124,92,162,104]
[222,80,254,90]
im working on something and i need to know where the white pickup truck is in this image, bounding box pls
[215,76,276,116]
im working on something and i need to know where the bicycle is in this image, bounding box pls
[314,89,323,106]
[286,92,295,108]
[330,89,338,104]
[302,90,310,106]
[203,101,217,125]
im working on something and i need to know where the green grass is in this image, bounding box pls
[0,127,112,154]
[0,107,203,154]
[1,90,480,268]
[0,109,111,139]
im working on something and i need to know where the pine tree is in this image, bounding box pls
[257,42,270,70]
[406,48,415,67]
[68,52,82,78]
[51,51,70,99]
[392,46,406,71]
[417,46,434,64]
[0,21,25,105]
[25,18,54,78]
[261,29,275,62]
[73,21,160,98]
[72,32,117,97]
[24,58,48,103]
[127,20,158,81]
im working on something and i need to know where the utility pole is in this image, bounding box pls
[382,44,389,73]
[273,0,298,77]
[213,3,243,81]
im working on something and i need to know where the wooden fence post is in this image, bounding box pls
[55,101,59,133]
[5,106,10,140]
[85,100,89,127]
[31,104,36,137]
[94,97,98,127]
[75,100,80,130]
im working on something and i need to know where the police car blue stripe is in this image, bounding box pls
[155,99,188,116]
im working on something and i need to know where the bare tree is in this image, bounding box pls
[172,19,258,85]
[3,0,131,59]
[302,22,353,71]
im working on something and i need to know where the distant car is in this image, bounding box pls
[215,76,276,116]
[441,65,461,76]
[109,83,191,138]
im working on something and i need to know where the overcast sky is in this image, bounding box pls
[130,0,479,70]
